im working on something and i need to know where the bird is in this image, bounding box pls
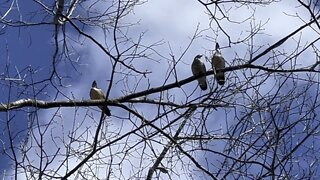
[211,43,226,85]
[90,80,111,117]
[191,55,208,90]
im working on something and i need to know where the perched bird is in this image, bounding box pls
[191,55,207,90]
[211,43,226,85]
[90,81,111,117]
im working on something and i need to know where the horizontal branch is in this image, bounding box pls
[119,64,319,101]
[0,99,114,111]
[1,63,318,112]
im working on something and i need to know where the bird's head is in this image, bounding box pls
[215,43,220,50]
[194,54,203,60]
[92,80,97,88]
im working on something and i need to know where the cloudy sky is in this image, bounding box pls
[0,0,319,179]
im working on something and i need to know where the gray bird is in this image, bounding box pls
[90,81,111,117]
[211,43,225,85]
[192,55,207,90]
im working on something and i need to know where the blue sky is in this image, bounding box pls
[0,0,320,179]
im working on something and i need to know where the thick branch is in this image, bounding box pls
[1,63,319,112]
[0,99,114,111]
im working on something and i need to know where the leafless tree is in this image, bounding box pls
[0,0,320,179]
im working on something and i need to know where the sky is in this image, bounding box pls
[0,0,320,179]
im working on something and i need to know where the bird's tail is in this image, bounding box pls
[197,76,208,90]
[199,82,208,90]
[216,71,225,85]
[99,106,111,117]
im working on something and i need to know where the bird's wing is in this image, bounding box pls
[212,54,226,85]
[213,54,225,68]
[199,61,206,74]
[96,89,106,99]
[90,88,105,100]
[192,59,206,75]
[191,60,198,76]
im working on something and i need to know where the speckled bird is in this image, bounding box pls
[211,43,225,85]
